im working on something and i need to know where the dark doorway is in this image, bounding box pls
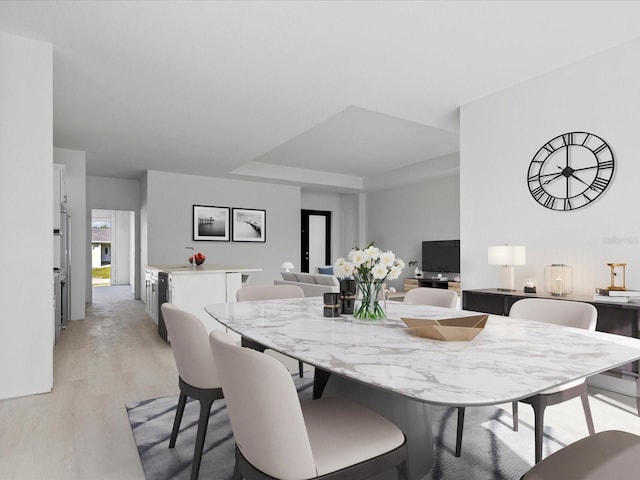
[301,210,331,273]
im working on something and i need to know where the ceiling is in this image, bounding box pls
[2,1,640,191]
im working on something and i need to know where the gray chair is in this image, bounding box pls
[209,330,408,480]
[456,298,597,462]
[521,430,640,479]
[161,303,223,480]
[403,287,458,308]
[236,284,306,377]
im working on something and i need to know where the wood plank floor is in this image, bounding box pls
[0,286,177,479]
[2,285,640,479]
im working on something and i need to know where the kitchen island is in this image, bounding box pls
[144,264,261,341]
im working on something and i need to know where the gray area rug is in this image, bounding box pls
[127,376,579,480]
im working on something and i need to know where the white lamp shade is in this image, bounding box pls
[280,261,295,272]
[488,245,526,266]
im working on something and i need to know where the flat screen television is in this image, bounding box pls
[422,240,460,274]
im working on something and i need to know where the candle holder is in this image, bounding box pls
[544,264,573,296]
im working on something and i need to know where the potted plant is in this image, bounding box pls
[408,260,423,279]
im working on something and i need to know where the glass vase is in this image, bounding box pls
[354,280,386,320]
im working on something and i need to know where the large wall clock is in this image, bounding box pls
[527,131,615,211]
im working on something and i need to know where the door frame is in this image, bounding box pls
[301,209,331,273]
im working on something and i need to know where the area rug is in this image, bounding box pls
[127,376,579,480]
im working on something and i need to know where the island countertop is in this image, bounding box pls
[146,264,261,275]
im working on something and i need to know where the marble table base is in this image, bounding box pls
[322,374,432,480]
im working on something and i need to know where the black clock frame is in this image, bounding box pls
[527,131,615,211]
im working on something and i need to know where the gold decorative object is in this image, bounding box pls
[608,263,626,291]
[402,315,488,342]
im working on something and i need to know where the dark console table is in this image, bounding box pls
[463,288,640,414]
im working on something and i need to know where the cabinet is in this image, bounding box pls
[463,288,640,413]
[404,278,461,296]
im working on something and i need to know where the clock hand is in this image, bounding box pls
[569,173,595,190]
[542,172,564,185]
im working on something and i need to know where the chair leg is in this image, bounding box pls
[512,401,519,431]
[190,396,214,480]
[531,396,547,464]
[299,360,304,378]
[580,392,595,435]
[455,407,465,457]
[169,392,188,448]
[395,460,408,480]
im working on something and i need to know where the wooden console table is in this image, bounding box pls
[463,288,640,414]
[404,278,461,296]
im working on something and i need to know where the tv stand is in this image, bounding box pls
[404,278,461,296]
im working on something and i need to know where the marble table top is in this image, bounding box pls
[204,297,640,407]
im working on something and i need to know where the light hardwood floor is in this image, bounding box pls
[0,286,177,479]
[2,286,640,479]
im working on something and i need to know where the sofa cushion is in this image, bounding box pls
[314,274,339,287]
[281,272,297,282]
[317,266,334,275]
[295,273,317,284]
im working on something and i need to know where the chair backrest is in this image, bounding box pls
[509,298,597,330]
[403,287,458,308]
[209,331,317,479]
[161,303,220,389]
[236,284,305,302]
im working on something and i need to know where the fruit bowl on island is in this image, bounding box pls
[189,252,206,266]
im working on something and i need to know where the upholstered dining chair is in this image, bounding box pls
[520,430,640,479]
[236,284,306,377]
[455,298,597,463]
[209,330,408,480]
[403,287,458,308]
[161,303,223,480]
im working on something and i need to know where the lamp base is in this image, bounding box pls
[497,265,515,291]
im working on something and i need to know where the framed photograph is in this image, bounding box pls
[193,205,230,241]
[232,208,266,242]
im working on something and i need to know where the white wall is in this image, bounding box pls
[0,33,53,399]
[460,38,640,295]
[301,190,359,267]
[86,176,141,300]
[366,174,460,291]
[145,170,300,286]
[54,149,87,320]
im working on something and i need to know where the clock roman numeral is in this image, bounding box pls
[564,198,572,210]
[591,177,609,192]
[543,142,556,154]
[544,196,556,209]
[581,133,591,146]
[593,144,608,155]
[531,185,545,200]
[598,160,614,169]
[562,133,574,146]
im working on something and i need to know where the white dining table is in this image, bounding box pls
[204,297,640,478]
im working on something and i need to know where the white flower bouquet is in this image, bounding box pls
[334,243,404,319]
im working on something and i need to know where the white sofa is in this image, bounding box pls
[274,272,340,297]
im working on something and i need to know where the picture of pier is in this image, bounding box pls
[193,205,230,241]
[232,208,266,242]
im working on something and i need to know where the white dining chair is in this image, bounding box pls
[521,430,640,479]
[403,287,458,308]
[236,284,306,377]
[209,330,408,480]
[161,303,223,480]
[455,298,597,463]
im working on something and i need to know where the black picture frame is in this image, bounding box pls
[193,205,230,241]
[232,208,266,242]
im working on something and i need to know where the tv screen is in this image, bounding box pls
[422,240,460,274]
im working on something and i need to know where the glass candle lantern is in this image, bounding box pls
[544,264,573,296]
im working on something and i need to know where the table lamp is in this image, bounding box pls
[488,245,526,292]
[280,261,295,272]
